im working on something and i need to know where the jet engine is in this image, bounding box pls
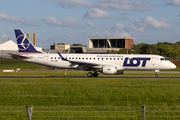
[100,66,124,75]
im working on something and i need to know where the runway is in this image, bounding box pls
[0,71,179,79]
[0,76,180,79]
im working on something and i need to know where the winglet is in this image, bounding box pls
[57,52,68,61]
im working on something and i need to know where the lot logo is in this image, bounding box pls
[17,35,30,51]
[123,57,151,67]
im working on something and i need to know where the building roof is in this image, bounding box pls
[0,40,18,50]
[0,40,10,44]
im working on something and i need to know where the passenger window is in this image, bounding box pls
[76,58,78,59]
[72,57,74,59]
[90,58,91,60]
[110,58,112,60]
[117,58,119,60]
[106,58,108,60]
[69,57,71,59]
[82,58,84,60]
[114,58,116,60]
[51,57,53,59]
[98,58,99,60]
[121,58,123,60]
[102,58,103,60]
[94,58,95,60]
[86,58,88,60]
[79,58,81,59]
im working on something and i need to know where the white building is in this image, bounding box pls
[0,39,42,57]
[0,40,18,50]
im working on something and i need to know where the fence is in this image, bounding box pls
[0,105,180,119]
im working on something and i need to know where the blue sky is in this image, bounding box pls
[0,0,180,49]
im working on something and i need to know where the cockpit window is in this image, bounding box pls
[160,58,168,61]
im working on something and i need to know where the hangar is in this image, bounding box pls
[0,40,18,57]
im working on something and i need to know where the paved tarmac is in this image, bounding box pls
[0,71,179,79]
[125,71,180,73]
[0,76,179,79]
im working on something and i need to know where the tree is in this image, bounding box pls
[157,43,180,57]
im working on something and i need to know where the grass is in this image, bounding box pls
[0,78,180,119]
[1,58,180,119]
[0,58,43,70]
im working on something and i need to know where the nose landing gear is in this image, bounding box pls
[155,70,159,77]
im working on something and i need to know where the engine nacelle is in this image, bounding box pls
[100,66,124,75]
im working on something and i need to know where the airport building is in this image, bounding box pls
[50,43,70,50]
[87,37,134,53]
[89,37,134,49]
[50,37,134,53]
[0,40,18,57]
[68,44,87,53]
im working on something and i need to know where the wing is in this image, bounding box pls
[57,52,102,69]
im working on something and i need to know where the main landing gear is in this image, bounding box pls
[87,72,98,77]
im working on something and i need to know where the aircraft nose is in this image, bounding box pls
[170,62,176,69]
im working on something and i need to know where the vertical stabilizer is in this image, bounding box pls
[14,29,43,55]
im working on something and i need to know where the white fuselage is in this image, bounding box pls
[22,53,176,71]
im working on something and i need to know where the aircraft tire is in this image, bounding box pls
[93,72,98,77]
[155,73,158,77]
[87,72,93,77]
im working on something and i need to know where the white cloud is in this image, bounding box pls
[97,0,151,11]
[0,33,9,39]
[83,30,130,38]
[166,0,180,7]
[0,13,40,26]
[86,21,99,29]
[55,0,151,11]
[131,16,171,31]
[104,30,131,37]
[43,16,84,28]
[111,23,125,30]
[83,8,112,19]
[144,17,171,29]
[130,24,145,32]
[43,16,62,26]
[57,0,94,8]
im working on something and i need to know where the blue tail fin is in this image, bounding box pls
[14,29,43,55]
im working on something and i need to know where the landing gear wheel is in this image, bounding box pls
[155,73,158,77]
[87,72,93,77]
[93,72,98,77]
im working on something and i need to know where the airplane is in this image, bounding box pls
[10,29,176,77]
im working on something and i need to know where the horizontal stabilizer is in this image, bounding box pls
[8,53,30,59]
